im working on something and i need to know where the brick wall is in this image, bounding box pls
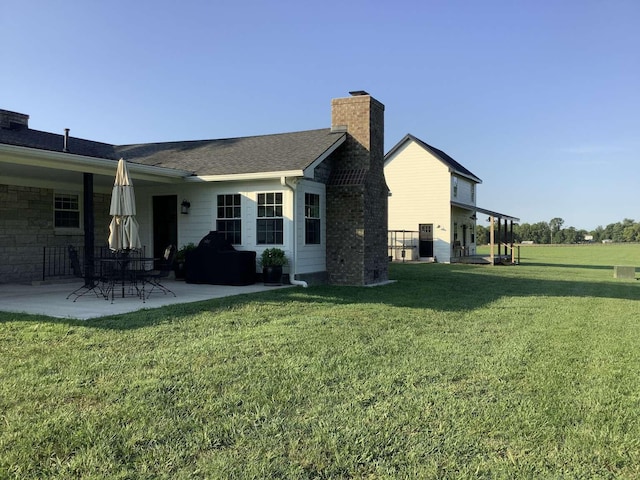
[0,184,110,284]
[326,93,388,285]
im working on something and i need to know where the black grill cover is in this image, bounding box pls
[185,231,256,285]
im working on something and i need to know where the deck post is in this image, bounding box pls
[489,216,495,265]
[510,220,514,262]
[497,218,502,256]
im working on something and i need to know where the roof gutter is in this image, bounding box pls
[187,170,304,182]
[450,168,482,184]
[280,176,308,288]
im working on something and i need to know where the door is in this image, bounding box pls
[419,223,434,257]
[152,195,178,266]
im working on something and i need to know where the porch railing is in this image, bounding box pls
[388,230,419,262]
[41,246,146,281]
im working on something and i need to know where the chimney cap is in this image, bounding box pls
[63,128,70,153]
[349,90,369,96]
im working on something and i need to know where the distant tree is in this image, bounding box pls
[491,218,640,244]
[515,223,531,242]
[504,219,640,243]
[591,226,605,243]
[549,217,564,244]
[603,223,616,241]
[476,225,489,245]
[562,226,579,244]
[623,223,640,242]
[611,222,625,242]
[530,221,551,244]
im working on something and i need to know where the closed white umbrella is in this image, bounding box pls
[109,159,142,251]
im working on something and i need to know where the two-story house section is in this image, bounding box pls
[384,134,518,264]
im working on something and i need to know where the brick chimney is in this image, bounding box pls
[326,91,389,285]
[0,109,29,130]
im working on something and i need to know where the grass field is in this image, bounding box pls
[1,244,639,479]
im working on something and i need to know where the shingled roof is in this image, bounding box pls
[1,108,347,178]
[385,133,482,183]
[0,125,118,160]
[115,129,346,176]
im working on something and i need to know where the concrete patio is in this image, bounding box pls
[0,280,290,320]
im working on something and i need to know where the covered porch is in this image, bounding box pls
[451,201,520,265]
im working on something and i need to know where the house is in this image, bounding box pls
[384,134,518,263]
[0,92,389,286]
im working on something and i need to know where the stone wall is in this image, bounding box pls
[0,184,110,284]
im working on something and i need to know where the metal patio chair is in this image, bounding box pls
[66,245,107,302]
[143,245,177,298]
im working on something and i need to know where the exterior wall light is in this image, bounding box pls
[181,200,191,214]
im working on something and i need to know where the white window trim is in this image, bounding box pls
[54,191,83,234]
[216,193,243,245]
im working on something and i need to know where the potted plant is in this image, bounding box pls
[174,242,196,279]
[259,248,288,285]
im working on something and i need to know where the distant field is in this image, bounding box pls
[1,244,639,478]
[479,242,640,270]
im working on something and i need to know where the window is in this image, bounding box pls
[305,193,321,244]
[216,194,242,244]
[471,183,475,202]
[54,193,80,229]
[257,192,283,244]
[453,177,458,198]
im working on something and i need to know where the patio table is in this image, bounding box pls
[99,256,156,303]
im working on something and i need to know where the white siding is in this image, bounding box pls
[452,175,476,205]
[137,178,326,275]
[293,179,326,275]
[385,141,453,262]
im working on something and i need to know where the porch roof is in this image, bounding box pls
[451,200,520,222]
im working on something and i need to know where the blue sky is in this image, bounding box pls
[2,0,638,230]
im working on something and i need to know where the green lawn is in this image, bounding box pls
[1,245,639,479]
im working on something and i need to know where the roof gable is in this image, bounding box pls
[385,133,482,184]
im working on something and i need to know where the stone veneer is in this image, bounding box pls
[326,93,389,285]
[0,184,110,283]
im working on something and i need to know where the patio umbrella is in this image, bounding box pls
[108,158,142,251]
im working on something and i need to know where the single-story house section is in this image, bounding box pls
[384,133,518,264]
[0,91,389,286]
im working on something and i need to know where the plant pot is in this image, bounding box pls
[174,262,186,280]
[262,265,283,286]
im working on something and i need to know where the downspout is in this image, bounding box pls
[280,176,308,287]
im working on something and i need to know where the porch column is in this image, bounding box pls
[510,220,515,263]
[83,173,95,285]
[489,216,495,265]
[503,218,508,256]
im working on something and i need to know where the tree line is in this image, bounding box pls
[475,218,640,245]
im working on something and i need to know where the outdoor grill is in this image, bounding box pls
[185,231,256,285]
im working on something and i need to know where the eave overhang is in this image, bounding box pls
[0,143,192,184]
[185,170,305,182]
[451,200,520,222]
